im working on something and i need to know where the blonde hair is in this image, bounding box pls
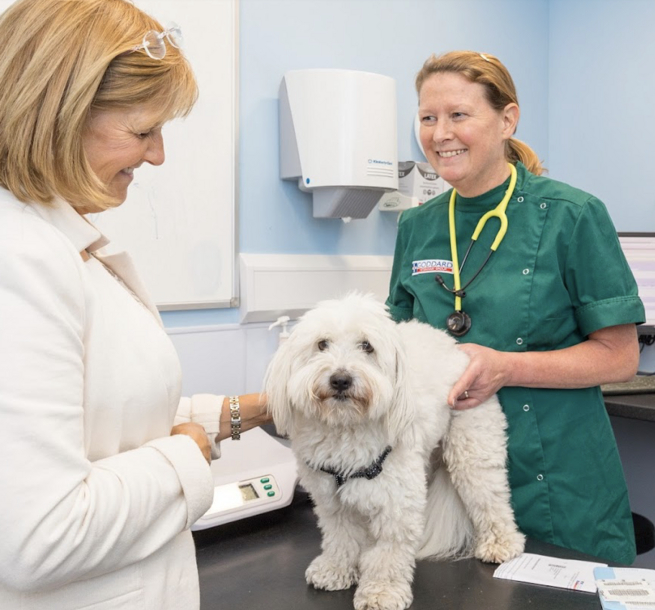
[0,0,198,209]
[416,51,544,176]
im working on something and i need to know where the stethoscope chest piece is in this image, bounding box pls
[446,310,471,337]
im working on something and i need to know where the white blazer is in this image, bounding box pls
[0,188,224,609]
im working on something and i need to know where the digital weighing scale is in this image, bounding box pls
[192,426,299,530]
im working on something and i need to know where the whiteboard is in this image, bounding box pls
[0,0,239,309]
[99,0,238,309]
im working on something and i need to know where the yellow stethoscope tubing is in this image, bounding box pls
[448,163,518,312]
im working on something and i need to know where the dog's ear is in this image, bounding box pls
[384,333,416,444]
[262,336,296,437]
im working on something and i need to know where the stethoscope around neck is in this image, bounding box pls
[435,163,518,337]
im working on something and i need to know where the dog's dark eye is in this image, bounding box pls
[360,340,374,354]
[317,339,329,351]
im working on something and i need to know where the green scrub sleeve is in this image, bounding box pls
[564,196,645,336]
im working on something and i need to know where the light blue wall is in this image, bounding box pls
[162,2,655,552]
[548,0,655,230]
[162,0,549,327]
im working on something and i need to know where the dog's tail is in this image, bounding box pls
[416,464,474,560]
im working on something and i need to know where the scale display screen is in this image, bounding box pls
[239,483,259,502]
[205,478,272,516]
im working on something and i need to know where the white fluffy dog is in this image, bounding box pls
[264,293,524,610]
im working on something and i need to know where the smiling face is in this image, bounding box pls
[418,72,518,197]
[82,105,167,212]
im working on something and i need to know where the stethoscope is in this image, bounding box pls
[435,163,518,337]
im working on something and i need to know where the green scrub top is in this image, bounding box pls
[387,162,645,564]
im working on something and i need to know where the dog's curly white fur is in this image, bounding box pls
[264,293,524,610]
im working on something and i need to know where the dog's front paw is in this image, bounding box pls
[353,580,413,610]
[474,529,526,564]
[305,554,358,590]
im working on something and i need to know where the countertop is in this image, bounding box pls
[193,489,605,610]
[605,392,655,422]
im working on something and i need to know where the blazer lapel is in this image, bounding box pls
[93,250,163,325]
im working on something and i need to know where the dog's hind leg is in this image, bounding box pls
[416,455,474,560]
[442,401,526,563]
[306,500,365,591]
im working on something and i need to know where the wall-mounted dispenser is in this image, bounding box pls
[378,161,447,212]
[279,69,398,219]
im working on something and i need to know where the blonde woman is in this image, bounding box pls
[0,1,268,608]
[387,50,643,564]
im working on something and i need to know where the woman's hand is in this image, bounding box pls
[448,343,510,410]
[171,422,212,464]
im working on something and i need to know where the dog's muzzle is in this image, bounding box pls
[330,371,353,398]
[316,369,369,413]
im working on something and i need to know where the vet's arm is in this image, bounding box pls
[448,323,639,410]
[215,393,271,442]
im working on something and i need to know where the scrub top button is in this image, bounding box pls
[537,474,544,481]
[540,202,547,209]
[517,196,524,203]
[516,338,523,345]
[522,268,530,275]
[523,404,530,412]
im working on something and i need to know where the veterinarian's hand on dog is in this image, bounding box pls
[448,343,508,410]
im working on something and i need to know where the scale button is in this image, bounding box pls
[267,491,276,497]
[260,477,270,483]
[264,484,273,490]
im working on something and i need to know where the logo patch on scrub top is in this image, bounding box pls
[412,259,454,275]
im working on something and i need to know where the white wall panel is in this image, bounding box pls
[239,253,392,323]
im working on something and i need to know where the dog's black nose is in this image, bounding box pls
[330,373,353,392]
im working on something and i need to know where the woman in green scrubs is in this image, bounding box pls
[387,51,644,564]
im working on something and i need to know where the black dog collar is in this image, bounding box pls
[312,446,393,488]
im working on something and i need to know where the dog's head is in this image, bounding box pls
[264,292,413,439]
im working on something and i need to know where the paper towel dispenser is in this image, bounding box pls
[279,69,398,219]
